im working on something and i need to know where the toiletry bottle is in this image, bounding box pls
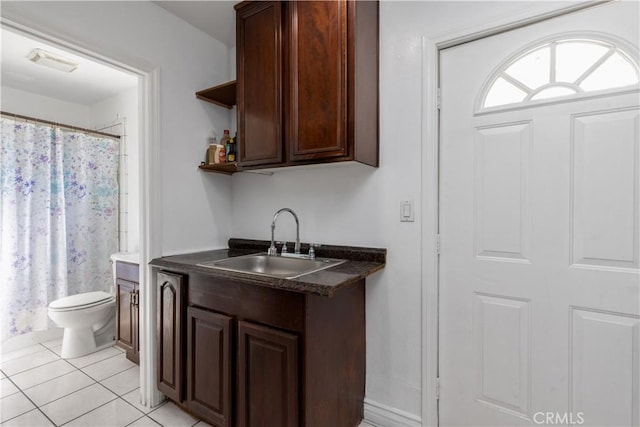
[227,133,237,162]
[208,134,218,165]
[220,130,231,157]
[217,145,226,164]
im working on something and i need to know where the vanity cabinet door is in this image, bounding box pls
[116,262,140,364]
[186,307,232,427]
[157,271,185,402]
[236,1,284,167]
[115,279,136,359]
[237,320,299,427]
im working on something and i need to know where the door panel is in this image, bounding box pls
[186,307,232,427]
[116,279,135,353]
[237,320,298,427]
[571,109,639,269]
[157,271,184,403]
[473,293,531,417]
[439,2,640,426]
[236,1,283,166]
[474,122,531,261]
[288,0,348,161]
[570,308,640,427]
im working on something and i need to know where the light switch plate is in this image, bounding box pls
[400,200,415,222]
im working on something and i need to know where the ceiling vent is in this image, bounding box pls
[27,48,79,73]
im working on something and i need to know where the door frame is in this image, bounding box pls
[420,2,610,425]
[0,15,164,408]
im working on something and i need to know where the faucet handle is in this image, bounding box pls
[268,245,277,256]
[308,244,321,259]
[278,241,288,254]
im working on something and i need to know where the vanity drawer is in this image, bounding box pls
[188,273,305,334]
[116,261,139,283]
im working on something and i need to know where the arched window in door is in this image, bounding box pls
[478,34,639,111]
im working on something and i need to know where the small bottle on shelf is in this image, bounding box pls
[220,129,231,151]
[227,132,237,162]
[207,133,217,165]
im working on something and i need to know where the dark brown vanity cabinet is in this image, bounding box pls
[235,0,379,169]
[156,270,365,427]
[115,261,140,364]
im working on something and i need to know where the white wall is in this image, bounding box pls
[90,87,140,253]
[1,85,91,127]
[230,0,580,420]
[1,0,234,255]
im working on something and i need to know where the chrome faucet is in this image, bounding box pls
[269,208,301,256]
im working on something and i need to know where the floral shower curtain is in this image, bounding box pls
[0,117,120,341]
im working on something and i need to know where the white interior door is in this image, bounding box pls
[439,2,640,426]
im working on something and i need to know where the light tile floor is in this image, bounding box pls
[0,340,210,427]
[1,339,377,427]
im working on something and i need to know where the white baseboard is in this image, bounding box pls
[364,398,423,427]
[1,328,63,354]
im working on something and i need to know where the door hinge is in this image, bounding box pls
[437,88,441,110]
[436,377,440,399]
[436,234,441,255]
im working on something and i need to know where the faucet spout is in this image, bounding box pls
[269,208,301,255]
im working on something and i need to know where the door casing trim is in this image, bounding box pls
[0,14,164,408]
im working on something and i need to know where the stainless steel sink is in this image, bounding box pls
[197,253,346,279]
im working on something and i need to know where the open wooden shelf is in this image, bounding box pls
[199,162,239,175]
[196,80,236,109]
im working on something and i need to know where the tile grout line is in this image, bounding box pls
[105,364,138,388]
[57,395,120,427]
[21,361,95,394]
[0,343,50,364]
[1,373,58,426]
[79,361,138,385]
[67,349,125,370]
[4,344,201,427]
[2,357,77,390]
[35,382,97,413]
[0,345,59,375]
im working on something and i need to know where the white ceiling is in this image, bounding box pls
[0,2,233,107]
[1,28,138,106]
[154,1,237,47]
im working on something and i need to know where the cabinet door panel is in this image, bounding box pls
[186,307,232,427]
[237,321,298,427]
[237,1,283,166]
[288,0,348,161]
[116,280,134,353]
[157,271,184,402]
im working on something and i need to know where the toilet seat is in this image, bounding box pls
[48,291,114,312]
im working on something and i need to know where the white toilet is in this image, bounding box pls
[47,291,116,359]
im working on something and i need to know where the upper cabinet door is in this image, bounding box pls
[236,1,284,166]
[287,1,348,162]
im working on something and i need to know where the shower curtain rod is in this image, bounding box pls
[1,111,121,140]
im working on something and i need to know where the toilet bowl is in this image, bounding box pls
[47,291,116,359]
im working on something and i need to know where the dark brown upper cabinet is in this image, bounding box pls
[235,0,379,170]
[236,1,284,167]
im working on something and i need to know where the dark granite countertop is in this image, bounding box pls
[149,238,386,297]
